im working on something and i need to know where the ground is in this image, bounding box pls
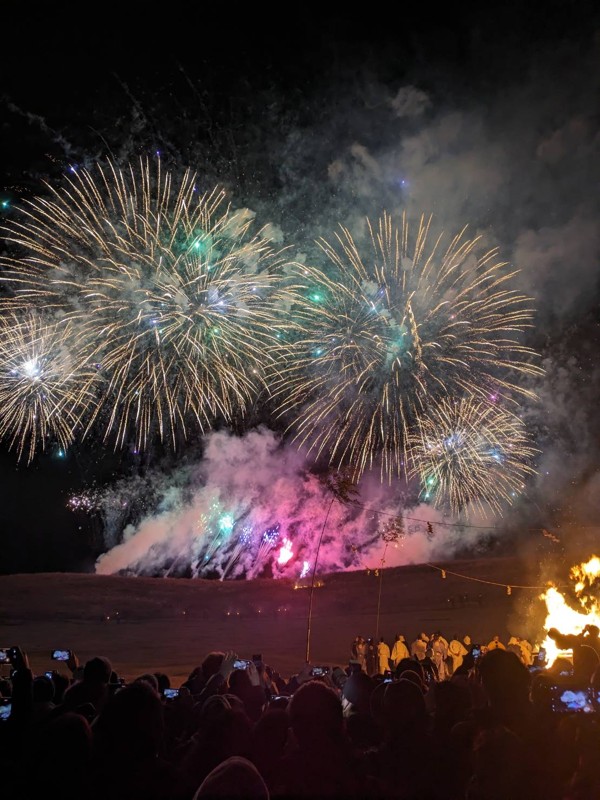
[0,556,546,683]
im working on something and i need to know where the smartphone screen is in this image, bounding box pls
[163,688,179,699]
[233,659,250,670]
[550,686,594,713]
[51,650,71,661]
[0,701,11,721]
[0,649,9,663]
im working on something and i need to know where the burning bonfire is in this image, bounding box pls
[541,555,600,667]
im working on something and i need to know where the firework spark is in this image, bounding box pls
[276,213,542,481]
[407,397,537,514]
[1,159,293,451]
[0,311,93,461]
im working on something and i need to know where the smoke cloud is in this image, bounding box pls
[95,427,491,578]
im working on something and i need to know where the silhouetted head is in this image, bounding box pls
[201,651,226,680]
[33,675,55,703]
[382,678,426,733]
[83,656,112,684]
[134,673,160,694]
[94,681,164,762]
[154,672,170,694]
[342,672,374,715]
[478,649,530,710]
[195,756,269,799]
[289,681,343,747]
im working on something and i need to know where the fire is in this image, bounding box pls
[300,560,310,579]
[277,537,294,565]
[540,555,600,667]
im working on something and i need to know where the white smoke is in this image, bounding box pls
[96,427,494,579]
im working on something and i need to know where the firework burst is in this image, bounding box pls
[407,396,537,514]
[0,310,93,461]
[1,159,293,450]
[276,213,542,480]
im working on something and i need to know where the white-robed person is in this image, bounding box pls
[391,634,410,666]
[448,635,468,673]
[411,633,429,661]
[377,637,391,674]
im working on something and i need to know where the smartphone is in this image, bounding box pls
[383,669,393,679]
[549,685,594,714]
[310,666,330,677]
[270,694,289,702]
[233,659,252,670]
[45,671,55,680]
[50,650,71,661]
[0,649,10,664]
[383,678,393,683]
[0,700,11,721]
[471,646,481,661]
[163,688,179,699]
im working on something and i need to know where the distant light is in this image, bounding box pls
[219,514,234,532]
[22,359,40,379]
[277,538,294,565]
[1,200,9,209]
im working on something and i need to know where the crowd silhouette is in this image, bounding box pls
[0,628,599,799]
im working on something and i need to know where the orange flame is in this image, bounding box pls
[540,555,600,667]
[277,537,294,565]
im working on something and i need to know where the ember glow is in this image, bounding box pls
[540,555,600,667]
[277,537,294,565]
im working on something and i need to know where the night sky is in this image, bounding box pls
[1,3,599,574]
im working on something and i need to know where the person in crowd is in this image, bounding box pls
[519,637,534,666]
[62,655,112,715]
[431,644,450,681]
[390,633,409,666]
[275,680,366,797]
[355,636,367,671]
[365,637,377,674]
[377,636,391,674]
[411,632,429,660]
[431,631,449,657]
[448,634,468,673]
[548,624,600,681]
[508,636,525,662]
[487,634,506,650]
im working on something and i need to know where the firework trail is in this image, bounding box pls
[276,213,542,481]
[221,524,254,580]
[1,159,295,451]
[250,524,281,577]
[0,310,93,462]
[407,397,538,515]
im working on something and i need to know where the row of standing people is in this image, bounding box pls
[352,632,536,679]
